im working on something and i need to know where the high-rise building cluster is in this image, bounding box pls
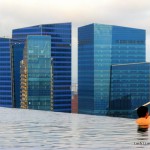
[0,23,71,113]
[78,24,148,117]
[0,22,149,117]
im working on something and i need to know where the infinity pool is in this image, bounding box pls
[0,108,150,149]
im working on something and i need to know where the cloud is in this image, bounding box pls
[0,0,150,82]
[0,0,150,34]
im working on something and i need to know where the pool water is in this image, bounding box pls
[0,108,150,149]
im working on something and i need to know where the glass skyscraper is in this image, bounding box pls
[0,38,13,107]
[13,23,71,112]
[21,35,51,110]
[110,63,150,118]
[11,42,24,108]
[78,23,145,115]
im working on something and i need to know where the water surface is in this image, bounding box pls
[0,108,150,150]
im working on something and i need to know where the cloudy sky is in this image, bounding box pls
[0,0,150,83]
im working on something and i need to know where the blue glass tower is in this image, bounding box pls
[13,23,72,112]
[12,26,42,108]
[0,38,13,107]
[110,63,150,117]
[11,42,24,108]
[78,23,145,115]
[21,35,51,110]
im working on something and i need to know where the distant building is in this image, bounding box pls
[11,42,24,108]
[72,94,78,113]
[13,23,72,112]
[0,38,13,107]
[71,83,78,95]
[78,23,145,115]
[71,83,78,113]
[109,62,150,117]
[20,35,51,110]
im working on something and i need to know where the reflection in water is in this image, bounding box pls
[0,108,150,149]
[137,125,149,133]
[135,127,149,149]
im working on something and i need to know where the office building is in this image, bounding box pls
[109,62,150,117]
[21,35,51,110]
[72,94,78,113]
[13,23,72,112]
[0,38,13,107]
[78,23,145,115]
[11,42,24,108]
[71,83,78,113]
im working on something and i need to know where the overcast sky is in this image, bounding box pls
[0,0,150,83]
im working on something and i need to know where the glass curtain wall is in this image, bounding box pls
[110,63,150,117]
[21,35,51,110]
[0,38,13,107]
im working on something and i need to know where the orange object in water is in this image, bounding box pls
[136,117,150,126]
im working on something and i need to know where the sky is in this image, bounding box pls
[0,0,150,83]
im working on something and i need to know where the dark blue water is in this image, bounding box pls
[0,108,149,150]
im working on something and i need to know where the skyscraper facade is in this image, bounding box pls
[11,42,24,108]
[21,35,51,110]
[110,62,150,117]
[78,23,145,115]
[13,23,72,112]
[0,38,13,107]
